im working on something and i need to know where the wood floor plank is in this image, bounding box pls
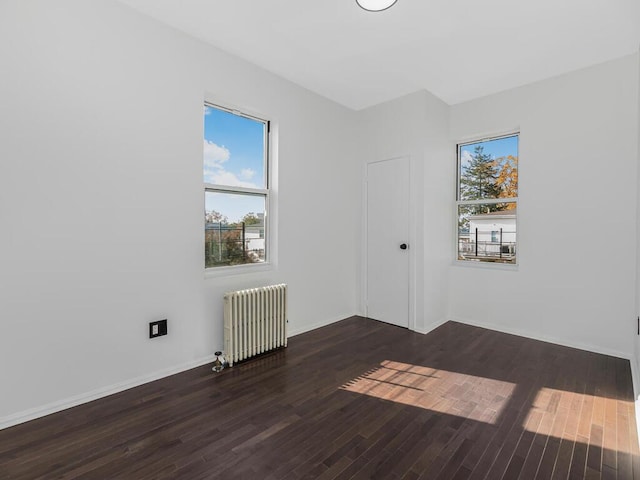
[1,317,638,480]
[551,381,585,480]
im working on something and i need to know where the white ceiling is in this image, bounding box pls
[116,0,640,110]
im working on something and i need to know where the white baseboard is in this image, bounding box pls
[6,314,639,444]
[0,354,217,431]
[1,315,353,431]
[631,358,640,442]
[288,314,351,338]
[630,356,640,400]
[451,316,640,442]
[414,317,449,335]
[450,316,633,361]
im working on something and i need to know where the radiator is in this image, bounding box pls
[224,284,288,366]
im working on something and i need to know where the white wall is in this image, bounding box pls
[357,91,452,333]
[0,0,360,427]
[449,54,640,359]
[2,0,638,431]
[636,51,640,388]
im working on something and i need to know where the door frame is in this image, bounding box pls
[362,156,416,331]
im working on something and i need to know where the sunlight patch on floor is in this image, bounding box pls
[522,387,635,454]
[340,360,515,424]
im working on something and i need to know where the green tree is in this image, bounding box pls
[458,146,510,231]
[205,209,228,224]
[459,145,502,201]
[223,229,246,265]
[494,155,518,209]
[241,212,261,226]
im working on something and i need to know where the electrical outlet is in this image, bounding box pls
[149,319,168,338]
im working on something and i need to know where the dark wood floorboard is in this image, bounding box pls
[1,317,639,479]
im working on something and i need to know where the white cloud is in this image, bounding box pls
[204,105,212,115]
[239,168,256,180]
[205,170,257,188]
[461,150,473,165]
[203,140,258,188]
[204,139,230,170]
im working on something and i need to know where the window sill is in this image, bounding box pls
[452,259,518,271]
[204,261,274,279]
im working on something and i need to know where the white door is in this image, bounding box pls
[366,157,410,328]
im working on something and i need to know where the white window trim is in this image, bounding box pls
[454,132,519,268]
[203,101,274,274]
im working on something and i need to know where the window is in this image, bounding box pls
[204,103,269,269]
[457,133,518,264]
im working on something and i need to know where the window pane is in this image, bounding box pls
[458,202,516,264]
[204,105,266,188]
[205,191,266,267]
[458,135,518,201]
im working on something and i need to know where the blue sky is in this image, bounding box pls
[459,134,518,167]
[204,105,266,223]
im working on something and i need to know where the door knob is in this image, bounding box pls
[400,243,408,250]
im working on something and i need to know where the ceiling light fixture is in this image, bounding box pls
[356,0,397,12]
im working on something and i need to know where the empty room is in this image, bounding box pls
[2,0,640,478]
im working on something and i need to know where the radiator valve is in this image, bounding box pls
[212,351,227,372]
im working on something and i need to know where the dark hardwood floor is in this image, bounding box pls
[1,317,639,479]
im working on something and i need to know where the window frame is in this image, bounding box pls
[203,101,272,273]
[455,132,519,267]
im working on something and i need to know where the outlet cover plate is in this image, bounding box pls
[149,319,168,338]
